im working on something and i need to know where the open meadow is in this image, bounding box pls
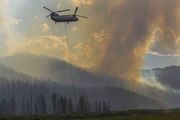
[0,110,179,120]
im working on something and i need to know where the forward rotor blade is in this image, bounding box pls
[43,6,54,12]
[47,14,51,17]
[77,15,88,19]
[57,9,71,12]
[74,7,79,15]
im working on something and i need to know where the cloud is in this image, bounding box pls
[0,0,23,56]
[3,17,22,26]
[6,35,68,59]
[42,23,50,33]
[72,26,78,32]
[70,0,94,6]
[57,3,62,8]
[0,0,9,55]
[148,28,180,56]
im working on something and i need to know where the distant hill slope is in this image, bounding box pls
[0,63,36,82]
[141,66,180,108]
[0,54,168,110]
[153,66,180,90]
[0,54,125,87]
[142,66,180,90]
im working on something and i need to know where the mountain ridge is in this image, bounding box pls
[0,53,126,88]
[0,54,168,110]
[142,65,180,90]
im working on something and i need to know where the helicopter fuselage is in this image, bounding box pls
[51,13,78,23]
[43,7,87,23]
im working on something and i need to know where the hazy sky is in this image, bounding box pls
[144,54,180,69]
[1,0,94,67]
[1,0,180,72]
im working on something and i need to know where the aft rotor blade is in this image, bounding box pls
[77,15,88,19]
[74,7,79,15]
[43,6,54,12]
[57,9,71,12]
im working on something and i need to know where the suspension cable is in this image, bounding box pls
[64,23,77,110]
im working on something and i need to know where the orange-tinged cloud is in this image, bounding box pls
[149,28,180,56]
[42,23,50,33]
[6,35,67,59]
[71,0,94,6]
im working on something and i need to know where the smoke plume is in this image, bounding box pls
[2,0,180,86]
[86,0,180,83]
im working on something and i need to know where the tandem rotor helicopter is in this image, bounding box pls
[43,6,88,24]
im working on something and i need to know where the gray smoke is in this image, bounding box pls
[86,0,180,83]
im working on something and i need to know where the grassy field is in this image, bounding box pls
[81,112,180,120]
[0,110,179,120]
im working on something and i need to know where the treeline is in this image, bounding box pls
[0,94,110,115]
[0,77,111,115]
[52,93,110,114]
[0,97,16,115]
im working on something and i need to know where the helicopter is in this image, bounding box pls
[43,6,88,24]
